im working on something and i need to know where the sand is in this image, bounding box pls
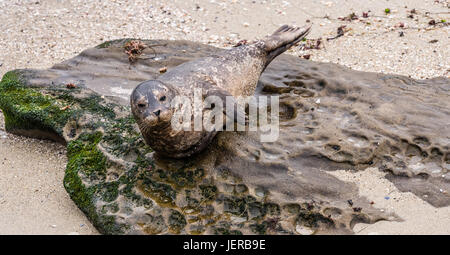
[0,0,449,234]
[0,111,97,234]
[330,168,450,235]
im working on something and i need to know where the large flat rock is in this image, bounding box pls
[0,39,448,234]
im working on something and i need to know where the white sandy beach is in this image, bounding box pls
[0,0,449,234]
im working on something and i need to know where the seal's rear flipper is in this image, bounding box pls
[263,24,312,65]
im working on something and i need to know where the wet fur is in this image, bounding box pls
[131,24,311,158]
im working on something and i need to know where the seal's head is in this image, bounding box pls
[131,80,176,129]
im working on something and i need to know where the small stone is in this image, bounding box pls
[347,199,354,206]
[301,54,311,60]
[66,83,77,89]
[254,187,266,197]
[159,67,167,73]
[230,216,247,224]
[353,207,362,212]
[295,225,314,235]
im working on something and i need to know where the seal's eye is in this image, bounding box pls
[138,103,147,108]
[159,95,166,102]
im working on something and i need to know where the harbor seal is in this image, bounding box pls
[131,24,311,158]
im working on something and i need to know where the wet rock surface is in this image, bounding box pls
[0,39,448,234]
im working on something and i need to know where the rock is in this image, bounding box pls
[0,39,448,234]
[296,225,314,235]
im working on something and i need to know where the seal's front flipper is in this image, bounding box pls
[204,89,247,124]
[263,24,312,65]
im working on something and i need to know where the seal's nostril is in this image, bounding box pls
[154,110,161,116]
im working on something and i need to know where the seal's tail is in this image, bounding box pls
[263,24,312,66]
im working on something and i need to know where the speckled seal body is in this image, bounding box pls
[131,25,311,158]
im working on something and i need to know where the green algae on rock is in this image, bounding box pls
[1,39,448,234]
[0,71,73,143]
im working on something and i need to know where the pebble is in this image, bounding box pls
[159,67,167,73]
[230,216,247,224]
[295,225,314,235]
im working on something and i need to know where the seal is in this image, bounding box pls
[131,24,311,158]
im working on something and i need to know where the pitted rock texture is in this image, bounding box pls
[0,39,448,234]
